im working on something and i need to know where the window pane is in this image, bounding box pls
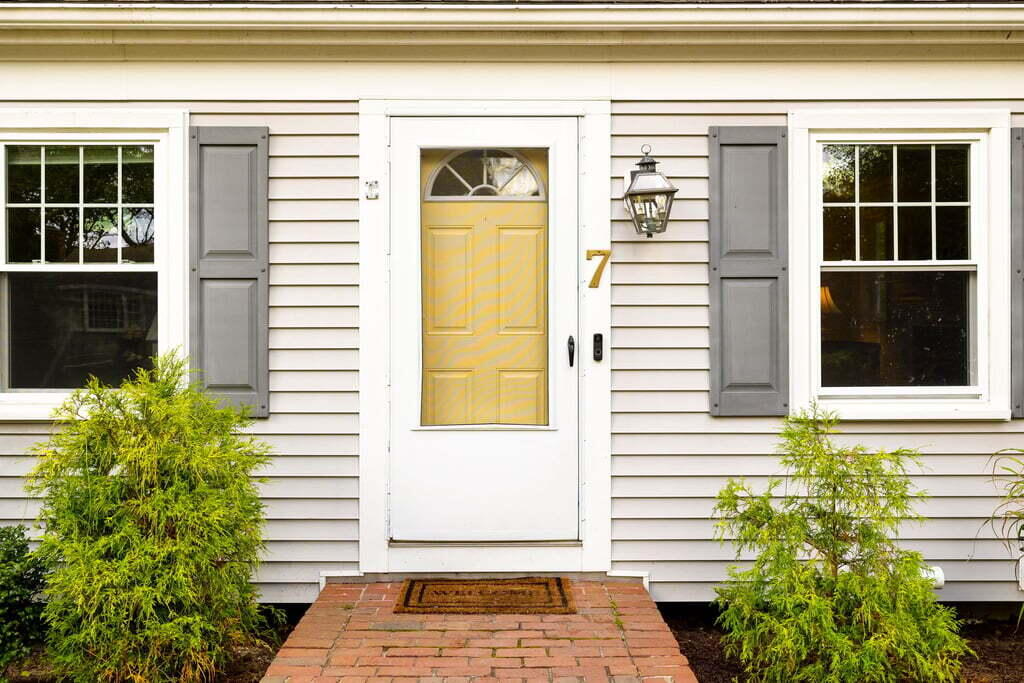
[897,206,932,260]
[122,207,154,263]
[44,146,79,204]
[935,145,969,202]
[428,150,543,199]
[83,146,118,204]
[121,145,154,203]
[858,145,893,202]
[448,150,486,187]
[44,207,79,263]
[822,145,854,203]
[859,206,893,260]
[897,145,931,202]
[7,146,40,204]
[83,207,119,263]
[6,208,39,263]
[823,206,854,261]
[431,166,469,196]
[8,272,157,389]
[935,206,969,260]
[820,271,970,387]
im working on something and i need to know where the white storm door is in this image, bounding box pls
[388,116,580,541]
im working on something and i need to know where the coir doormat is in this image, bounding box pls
[393,577,576,614]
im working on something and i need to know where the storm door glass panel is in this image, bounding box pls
[419,148,549,425]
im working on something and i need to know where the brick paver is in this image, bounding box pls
[260,580,697,683]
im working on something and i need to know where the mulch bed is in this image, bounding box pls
[660,603,1024,683]
[3,605,302,683]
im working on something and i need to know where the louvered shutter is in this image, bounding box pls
[189,126,270,417]
[708,126,789,416]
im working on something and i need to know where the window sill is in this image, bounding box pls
[0,393,69,421]
[815,398,1010,421]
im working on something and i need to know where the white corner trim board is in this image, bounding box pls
[358,99,612,574]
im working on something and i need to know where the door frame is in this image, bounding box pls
[358,99,612,573]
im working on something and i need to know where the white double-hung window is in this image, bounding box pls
[0,110,187,420]
[790,110,1011,420]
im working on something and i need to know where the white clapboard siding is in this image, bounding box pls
[609,100,1024,603]
[0,102,360,604]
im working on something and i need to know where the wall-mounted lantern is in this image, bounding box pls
[624,145,678,238]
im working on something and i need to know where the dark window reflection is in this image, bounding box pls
[821,271,970,387]
[897,145,931,202]
[936,145,969,202]
[823,206,854,261]
[897,206,932,260]
[121,146,154,203]
[84,146,118,204]
[7,146,40,204]
[44,208,79,263]
[858,145,893,202]
[936,206,969,260]
[44,146,79,204]
[7,208,39,263]
[8,273,157,389]
[859,207,893,260]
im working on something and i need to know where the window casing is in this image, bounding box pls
[790,111,1011,420]
[0,110,187,420]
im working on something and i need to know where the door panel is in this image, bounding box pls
[388,117,579,543]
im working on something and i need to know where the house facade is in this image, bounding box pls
[1,1,1023,604]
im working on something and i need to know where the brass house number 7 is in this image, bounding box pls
[586,249,611,288]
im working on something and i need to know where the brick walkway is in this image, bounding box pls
[261,580,697,683]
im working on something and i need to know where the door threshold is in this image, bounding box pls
[389,540,582,548]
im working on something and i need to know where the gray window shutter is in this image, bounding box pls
[189,126,269,417]
[708,126,788,416]
[1013,128,1023,417]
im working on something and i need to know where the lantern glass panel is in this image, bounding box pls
[628,192,672,234]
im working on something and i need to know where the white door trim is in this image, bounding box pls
[358,99,612,573]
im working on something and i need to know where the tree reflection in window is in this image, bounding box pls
[427,149,543,199]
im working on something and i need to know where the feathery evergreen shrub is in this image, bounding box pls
[27,353,273,683]
[0,524,45,673]
[714,406,970,683]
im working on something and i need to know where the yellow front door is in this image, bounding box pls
[420,149,549,426]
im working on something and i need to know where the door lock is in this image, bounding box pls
[593,333,604,362]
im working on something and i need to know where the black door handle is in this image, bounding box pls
[568,335,575,367]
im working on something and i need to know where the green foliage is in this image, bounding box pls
[990,449,1024,551]
[27,353,274,683]
[989,449,1024,620]
[713,405,970,683]
[0,525,45,674]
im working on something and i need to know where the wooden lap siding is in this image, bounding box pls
[0,102,359,604]
[610,101,1024,603]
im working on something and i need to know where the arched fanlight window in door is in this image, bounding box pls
[425,149,545,201]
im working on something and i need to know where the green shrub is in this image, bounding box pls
[713,406,970,683]
[0,525,45,673]
[27,353,273,683]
